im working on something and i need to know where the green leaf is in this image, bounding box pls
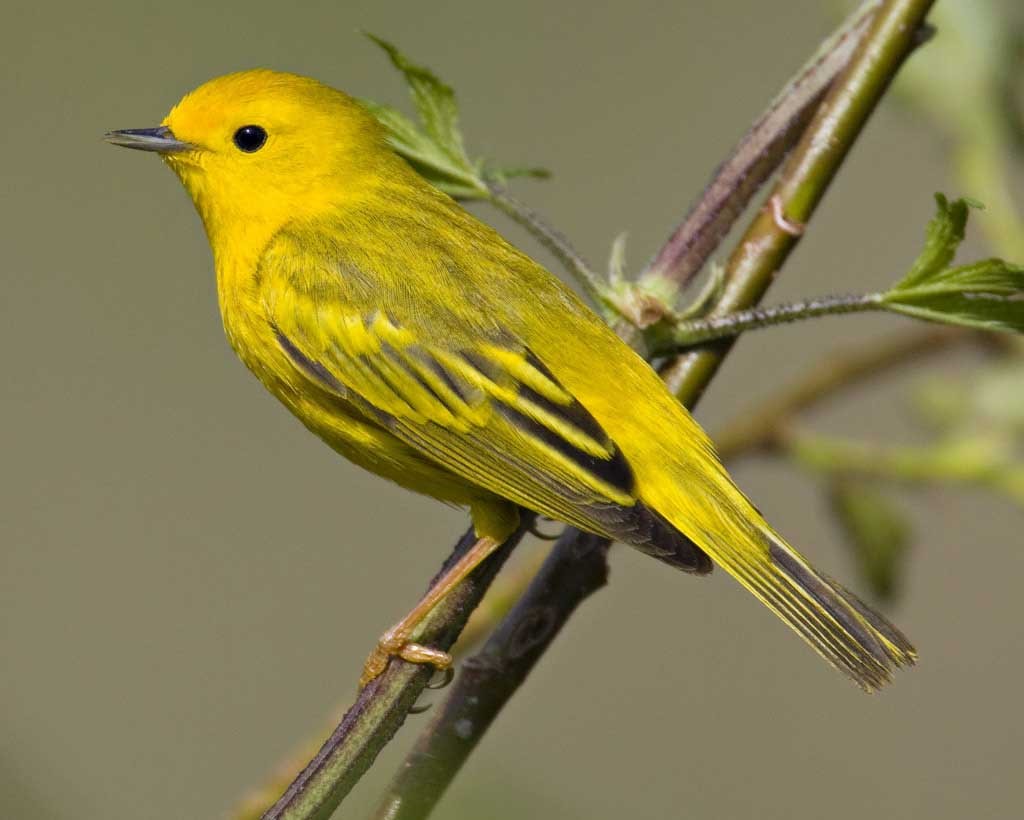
[828,479,911,602]
[365,34,468,165]
[883,257,1024,332]
[680,263,727,320]
[882,194,1024,333]
[361,35,549,202]
[361,97,482,194]
[897,193,971,288]
[358,100,428,155]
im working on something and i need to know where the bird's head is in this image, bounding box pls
[106,70,392,243]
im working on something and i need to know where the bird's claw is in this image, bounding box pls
[426,665,456,690]
[528,517,561,541]
[359,628,453,689]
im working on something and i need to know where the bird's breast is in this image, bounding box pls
[214,261,290,396]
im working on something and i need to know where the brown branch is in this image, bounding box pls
[370,530,611,820]
[258,517,531,820]
[638,1,880,292]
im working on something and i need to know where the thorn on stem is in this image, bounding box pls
[769,195,806,236]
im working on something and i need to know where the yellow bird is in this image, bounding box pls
[106,70,915,691]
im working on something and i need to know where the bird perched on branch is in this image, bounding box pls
[107,70,915,691]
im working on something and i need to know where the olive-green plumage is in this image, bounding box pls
[108,69,915,690]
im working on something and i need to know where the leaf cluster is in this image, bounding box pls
[882,195,1024,333]
[361,34,548,200]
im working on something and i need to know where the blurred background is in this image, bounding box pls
[2,1,1022,818]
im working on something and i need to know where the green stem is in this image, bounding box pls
[713,326,969,460]
[788,431,1023,505]
[259,519,531,820]
[637,0,881,295]
[485,181,614,317]
[651,292,883,349]
[488,0,883,327]
[659,0,935,402]
[371,530,611,820]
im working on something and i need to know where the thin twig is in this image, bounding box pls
[258,518,532,820]
[659,0,934,403]
[451,544,550,655]
[788,430,1024,506]
[370,530,611,820]
[650,292,883,350]
[637,0,881,293]
[485,181,608,312]
[714,326,968,459]
[371,2,937,818]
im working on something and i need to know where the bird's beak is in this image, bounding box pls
[104,126,193,153]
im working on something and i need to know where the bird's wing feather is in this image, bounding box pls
[253,199,910,689]
[266,270,646,536]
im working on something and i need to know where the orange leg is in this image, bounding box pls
[360,535,505,688]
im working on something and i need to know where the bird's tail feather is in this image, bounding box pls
[694,517,916,691]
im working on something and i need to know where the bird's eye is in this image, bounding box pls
[233,125,267,153]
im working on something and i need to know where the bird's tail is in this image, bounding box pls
[697,513,916,690]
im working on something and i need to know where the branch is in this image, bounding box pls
[371,2,937,818]
[258,519,531,820]
[713,326,969,459]
[636,0,881,295]
[650,292,883,350]
[498,0,883,330]
[788,430,1024,506]
[370,530,611,819]
[658,0,934,402]
[484,181,611,317]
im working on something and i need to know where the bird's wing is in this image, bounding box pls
[268,282,642,532]
[258,228,711,571]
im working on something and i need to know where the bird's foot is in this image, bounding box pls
[359,626,452,689]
